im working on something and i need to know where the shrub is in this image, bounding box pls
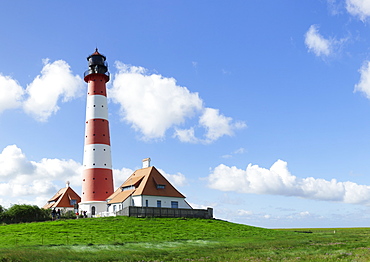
[61,210,77,219]
[1,204,50,224]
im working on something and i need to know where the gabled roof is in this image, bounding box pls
[107,166,185,204]
[43,186,81,209]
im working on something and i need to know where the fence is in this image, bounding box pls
[116,206,213,219]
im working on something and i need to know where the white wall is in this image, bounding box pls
[79,201,108,217]
[130,195,191,209]
[108,195,192,213]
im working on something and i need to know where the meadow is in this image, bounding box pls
[0,216,369,261]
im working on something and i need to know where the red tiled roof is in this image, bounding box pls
[107,166,185,204]
[43,186,81,209]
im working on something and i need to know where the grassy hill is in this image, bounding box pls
[0,216,370,261]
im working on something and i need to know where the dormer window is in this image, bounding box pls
[122,185,135,191]
[156,184,165,189]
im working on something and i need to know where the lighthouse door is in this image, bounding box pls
[91,206,96,216]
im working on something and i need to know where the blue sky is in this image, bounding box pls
[2,0,370,228]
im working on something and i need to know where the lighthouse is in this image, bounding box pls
[79,49,114,217]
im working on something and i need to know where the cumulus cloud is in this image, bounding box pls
[111,62,245,143]
[158,168,188,187]
[174,108,246,144]
[207,160,370,205]
[200,108,246,143]
[0,74,24,113]
[112,167,134,188]
[354,61,370,98]
[0,59,83,121]
[305,25,332,57]
[23,59,84,121]
[111,62,203,140]
[0,145,82,207]
[346,0,370,21]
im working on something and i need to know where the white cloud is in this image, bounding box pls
[173,127,199,143]
[207,159,370,205]
[111,62,203,140]
[111,62,245,143]
[346,0,370,21]
[222,147,246,159]
[237,209,253,216]
[23,59,84,121]
[112,167,134,188]
[0,145,82,207]
[327,0,344,15]
[305,25,332,57]
[158,168,188,187]
[0,74,24,113]
[174,108,246,144]
[354,61,370,99]
[200,108,247,143]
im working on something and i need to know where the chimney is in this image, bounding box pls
[66,181,70,188]
[142,158,151,168]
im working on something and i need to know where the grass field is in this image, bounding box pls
[0,216,369,261]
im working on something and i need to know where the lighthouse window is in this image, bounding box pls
[93,148,95,151]
[103,149,106,151]
[93,105,96,107]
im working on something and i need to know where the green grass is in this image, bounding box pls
[0,217,370,261]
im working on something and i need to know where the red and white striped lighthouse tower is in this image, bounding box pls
[79,49,114,217]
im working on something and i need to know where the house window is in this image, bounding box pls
[70,199,77,206]
[113,205,116,212]
[157,200,161,208]
[171,201,178,209]
[145,200,149,207]
[156,184,165,189]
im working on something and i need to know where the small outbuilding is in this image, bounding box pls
[43,182,81,214]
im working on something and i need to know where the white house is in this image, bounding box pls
[106,158,192,214]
